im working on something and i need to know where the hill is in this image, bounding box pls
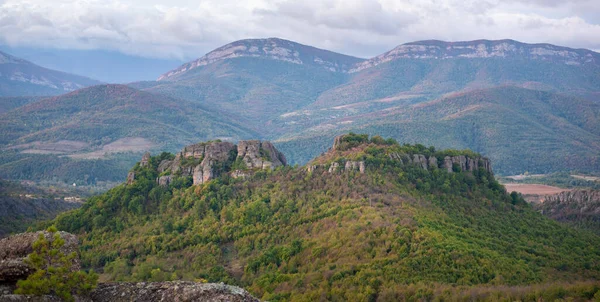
[0,50,101,96]
[0,84,258,184]
[51,134,600,300]
[536,190,600,235]
[276,86,600,174]
[0,179,82,237]
[135,38,364,134]
[0,96,45,114]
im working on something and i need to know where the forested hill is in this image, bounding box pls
[51,134,600,301]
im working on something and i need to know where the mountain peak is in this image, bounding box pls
[350,39,600,72]
[158,38,364,80]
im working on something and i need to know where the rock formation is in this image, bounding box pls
[140,152,151,168]
[311,135,493,175]
[126,172,135,185]
[237,140,287,170]
[87,281,259,302]
[126,140,286,187]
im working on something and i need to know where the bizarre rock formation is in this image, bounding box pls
[140,152,151,168]
[0,232,79,285]
[237,140,287,170]
[126,172,135,185]
[311,135,493,175]
[126,140,286,187]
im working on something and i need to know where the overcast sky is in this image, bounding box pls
[1,0,599,60]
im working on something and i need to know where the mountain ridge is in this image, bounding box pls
[351,39,600,72]
[0,50,101,97]
[158,37,365,80]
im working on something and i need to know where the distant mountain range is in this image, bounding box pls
[0,46,185,83]
[1,38,599,183]
[0,51,101,96]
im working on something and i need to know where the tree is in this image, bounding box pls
[14,226,98,302]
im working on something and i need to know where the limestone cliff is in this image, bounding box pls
[536,190,600,234]
[128,140,286,187]
[310,134,492,175]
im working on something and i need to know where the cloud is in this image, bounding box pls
[0,0,599,61]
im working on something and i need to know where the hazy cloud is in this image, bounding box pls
[0,0,599,60]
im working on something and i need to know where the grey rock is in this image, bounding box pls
[157,176,173,187]
[444,156,453,173]
[237,140,286,170]
[344,161,365,173]
[140,152,151,168]
[0,232,79,283]
[88,281,258,302]
[126,172,135,185]
[328,162,340,173]
[428,156,438,169]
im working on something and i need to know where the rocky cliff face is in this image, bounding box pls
[350,39,600,72]
[536,190,600,234]
[129,140,287,187]
[313,135,492,175]
[237,140,287,170]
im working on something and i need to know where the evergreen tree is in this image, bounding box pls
[15,226,98,302]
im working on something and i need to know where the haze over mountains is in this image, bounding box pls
[1,37,599,184]
[0,50,101,96]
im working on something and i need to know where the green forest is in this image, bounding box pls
[49,134,600,301]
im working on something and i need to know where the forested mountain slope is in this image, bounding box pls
[51,134,600,301]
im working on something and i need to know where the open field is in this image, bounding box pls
[572,174,600,182]
[68,137,154,159]
[504,184,570,195]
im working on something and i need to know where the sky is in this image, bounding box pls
[1,0,599,61]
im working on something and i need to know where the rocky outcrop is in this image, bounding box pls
[126,140,286,187]
[537,190,600,234]
[87,281,258,302]
[157,176,173,187]
[543,190,600,208]
[0,232,79,284]
[0,282,258,302]
[140,152,151,168]
[126,172,135,185]
[345,161,365,173]
[237,140,286,170]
